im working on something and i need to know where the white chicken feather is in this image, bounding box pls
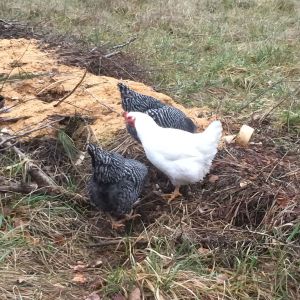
[124,111,222,201]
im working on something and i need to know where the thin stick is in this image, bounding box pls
[0,141,87,200]
[0,40,32,93]
[111,36,137,50]
[0,176,38,194]
[37,78,72,96]
[53,69,87,107]
[2,139,58,187]
[103,51,121,59]
[238,79,284,112]
[0,19,13,25]
[0,118,63,147]
[259,97,288,123]
[88,238,147,248]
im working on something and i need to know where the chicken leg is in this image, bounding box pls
[110,210,141,230]
[161,186,182,203]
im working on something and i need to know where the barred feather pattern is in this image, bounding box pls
[87,144,148,216]
[118,83,197,142]
[146,106,197,132]
[119,82,165,112]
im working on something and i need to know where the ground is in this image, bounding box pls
[0,2,300,300]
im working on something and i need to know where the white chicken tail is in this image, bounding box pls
[197,120,222,151]
[204,120,222,137]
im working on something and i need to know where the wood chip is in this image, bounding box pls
[128,287,141,300]
[236,124,254,146]
[216,273,229,284]
[72,273,87,284]
[208,174,219,183]
[223,134,236,144]
[85,292,101,300]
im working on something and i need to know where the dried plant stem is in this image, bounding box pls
[238,79,284,112]
[53,68,87,107]
[0,176,38,194]
[0,118,63,147]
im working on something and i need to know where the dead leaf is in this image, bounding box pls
[24,232,40,246]
[73,263,88,272]
[197,247,210,255]
[54,234,66,245]
[16,277,26,284]
[72,273,87,284]
[216,273,229,284]
[53,283,65,289]
[85,292,101,300]
[13,217,28,228]
[208,174,219,183]
[111,293,126,300]
[239,180,251,188]
[223,134,236,144]
[128,287,141,300]
[276,196,290,208]
[90,259,103,268]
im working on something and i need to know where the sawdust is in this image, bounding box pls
[0,38,210,143]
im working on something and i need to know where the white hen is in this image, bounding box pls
[124,112,223,202]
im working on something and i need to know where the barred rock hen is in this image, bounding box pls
[124,112,222,202]
[87,144,148,229]
[118,83,197,141]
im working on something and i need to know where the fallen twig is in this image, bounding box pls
[0,176,38,194]
[37,78,72,96]
[0,40,32,93]
[88,237,148,248]
[259,97,289,124]
[111,36,137,50]
[2,139,58,188]
[238,79,284,112]
[0,118,63,147]
[53,68,87,107]
[0,139,87,201]
[103,51,121,59]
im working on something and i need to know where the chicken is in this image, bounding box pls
[118,83,197,142]
[87,144,148,229]
[124,112,222,202]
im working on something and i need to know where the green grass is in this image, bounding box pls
[0,1,299,116]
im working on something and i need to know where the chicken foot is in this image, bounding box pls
[110,210,141,230]
[161,186,182,203]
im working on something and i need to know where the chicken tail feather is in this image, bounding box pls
[118,82,129,95]
[201,120,222,145]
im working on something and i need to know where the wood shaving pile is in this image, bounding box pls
[0,38,211,143]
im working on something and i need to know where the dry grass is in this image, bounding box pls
[1,119,299,299]
[0,0,300,299]
[1,0,299,134]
